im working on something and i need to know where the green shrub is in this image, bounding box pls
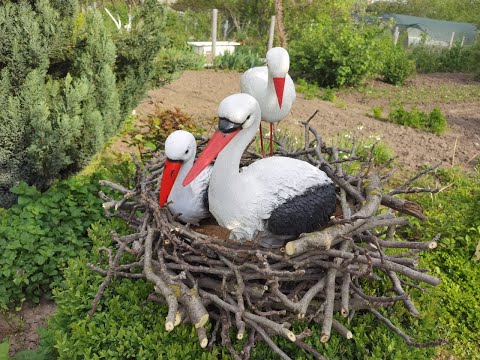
[0,0,175,208]
[428,107,448,134]
[372,106,384,119]
[296,78,319,99]
[125,108,204,161]
[410,43,476,74]
[388,106,447,134]
[0,175,107,310]
[321,88,337,102]
[382,45,416,85]
[216,46,264,71]
[290,16,388,87]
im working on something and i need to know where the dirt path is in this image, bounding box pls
[135,70,480,172]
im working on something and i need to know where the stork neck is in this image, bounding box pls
[266,69,275,92]
[179,156,195,183]
[214,124,258,178]
[172,154,195,192]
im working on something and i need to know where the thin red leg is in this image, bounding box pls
[259,122,265,157]
[269,123,274,156]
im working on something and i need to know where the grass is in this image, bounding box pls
[387,106,447,134]
[406,167,480,359]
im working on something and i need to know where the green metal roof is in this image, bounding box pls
[379,13,477,45]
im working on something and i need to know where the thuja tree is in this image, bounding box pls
[0,0,169,207]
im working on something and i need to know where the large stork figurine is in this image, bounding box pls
[183,94,335,247]
[240,47,296,157]
[159,130,212,225]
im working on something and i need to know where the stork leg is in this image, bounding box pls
[259,122,265,157]
[269,123,274,157]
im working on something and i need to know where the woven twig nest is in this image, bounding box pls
[92,117,443,359]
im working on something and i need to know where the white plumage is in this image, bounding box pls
[161,130,212,224]
[184,94,334,243]
[240,50,295,123]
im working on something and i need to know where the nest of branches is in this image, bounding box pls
[92,113,444,359]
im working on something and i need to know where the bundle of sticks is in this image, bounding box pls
[90,114,444,359]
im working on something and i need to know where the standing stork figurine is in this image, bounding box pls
[240,47,296,157]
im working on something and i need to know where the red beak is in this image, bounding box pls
[183,129,240,186]
[273,77,286,109]
[159,160,182,207]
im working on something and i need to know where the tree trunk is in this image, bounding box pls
[274,0,287,48]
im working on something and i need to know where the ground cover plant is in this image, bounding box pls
[387,106,447,134]
[405,167,480,358]
[0,174,106,310]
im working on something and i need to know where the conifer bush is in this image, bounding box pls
[0,0,173,208]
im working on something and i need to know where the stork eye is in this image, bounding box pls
[246,115,251,120]
[185,149,189,154]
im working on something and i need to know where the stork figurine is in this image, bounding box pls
[240,47,296,157]
[183,94,336,247]
[159,130,212,224]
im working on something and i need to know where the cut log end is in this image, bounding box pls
[165,321,174,332]
[346,331,353,339]
[429,241,438,249]
[320,333,330,343]
[174,311,182,326]
[237,332,244,340]
[285,242,296,256]
[195,313,209,329]
[298,313,306,320]
[287,331,296,342]
[341,308,349,318]
[200,338,208,348]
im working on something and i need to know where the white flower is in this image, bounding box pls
[357,125,364,130]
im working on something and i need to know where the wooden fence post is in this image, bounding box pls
[212,9,218,68]
[393,26,400,45]
[449,31,455,48]
[268,15,276,50]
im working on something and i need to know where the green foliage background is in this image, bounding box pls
[0,0,183,208]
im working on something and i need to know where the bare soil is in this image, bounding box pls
[0,300,56,357]
[135,70,480,172]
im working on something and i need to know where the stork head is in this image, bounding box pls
[183,94,260,186]
[266,47,290,109]
[159,130,197,207]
